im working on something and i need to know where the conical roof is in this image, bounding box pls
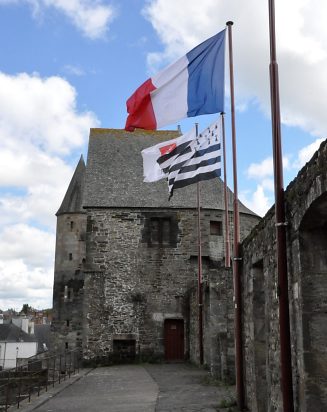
[56,155,86,216]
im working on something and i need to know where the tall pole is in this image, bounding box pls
[196,123,204,365]
[268,2,294,411]
[221,113,231,268]
[226,21,244,410]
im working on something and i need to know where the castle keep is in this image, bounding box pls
[52,128,258,374]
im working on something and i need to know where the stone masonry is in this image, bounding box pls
[52,128,259,380]
[241,138,327,411]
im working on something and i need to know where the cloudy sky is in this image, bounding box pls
[0,0,326,310]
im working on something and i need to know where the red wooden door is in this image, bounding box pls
[164,319,184,361]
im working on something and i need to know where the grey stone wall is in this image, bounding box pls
[241,139,327,412]
[51,213,86,352]
[82,206,258,369]
[190,266,235,382]
[83,208,206,362]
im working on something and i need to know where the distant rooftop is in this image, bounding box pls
[0,323,37,343]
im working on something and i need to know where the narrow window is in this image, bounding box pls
[70,221,74,231]
[150,217,171,245]
[66,320,70,327]
[69,253,73,261]
[64,286,73,302]
[65,342,68,350]
[162,218,171,244]
[210,221,222,236]
[150,218,160,244]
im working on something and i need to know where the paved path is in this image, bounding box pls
[145,364,235,411]
[15,364,236,412]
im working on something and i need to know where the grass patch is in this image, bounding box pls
[217,397,237,410]
[201,374,234,387]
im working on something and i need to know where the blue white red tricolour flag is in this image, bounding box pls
[125,29,226,131]
[141,127,196,182]
[164,120,221,198]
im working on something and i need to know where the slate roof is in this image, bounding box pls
[83,128,256,215]
[0,323,37,343]
[34,324,51,352]
[56,155,86,216]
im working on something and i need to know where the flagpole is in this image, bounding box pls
[268,2,294,411]
[220,113,231,268]
[195,123,204,365]
[226,21,244,410]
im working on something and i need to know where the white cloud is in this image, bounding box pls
[0,0,116,39]
[0,72,97,155]
[247,158,274,179]
[293,137,324,169]
[0,71,96,229]
[0,224,54,267]
[0,223,55,311]
[247,156,290,180]
[262,178,274,192]
[44,0,116,39]
[0,148,73,188]
[143,0,327,139]
[240,185,273,217]
[0,71,97,309]
[0,259,53,310]
[63,64,85,76]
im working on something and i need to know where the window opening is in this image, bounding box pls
[210,221,222,236]
[150,217,171,245]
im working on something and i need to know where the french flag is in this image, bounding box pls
[125,29,226,131]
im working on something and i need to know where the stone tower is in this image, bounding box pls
[52,129,259,374]
[51,155,86,351]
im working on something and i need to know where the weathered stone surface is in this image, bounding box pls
[242,139,327,411]
[52,129,259,389]
[82,207,256,367]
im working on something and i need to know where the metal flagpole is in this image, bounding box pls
[220,113,231,268]
[226,21,244,410]
[195,123,204,365]
[268,1,294,411]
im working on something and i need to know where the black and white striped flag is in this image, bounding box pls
[162,120,221,198]
[141,127,196,182]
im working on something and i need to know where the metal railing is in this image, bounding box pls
[0,349,81,411]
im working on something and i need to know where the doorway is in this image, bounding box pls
[164,319,184,361]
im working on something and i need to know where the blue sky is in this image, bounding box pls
[0,0,326,310]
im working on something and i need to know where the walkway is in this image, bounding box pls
[15,364,236,412]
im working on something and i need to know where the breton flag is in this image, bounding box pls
[164,121,222,198]
[141,127,196,182]
[125,29,226,131]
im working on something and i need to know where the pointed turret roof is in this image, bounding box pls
[56,155,86,216]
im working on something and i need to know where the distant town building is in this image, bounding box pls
[0,323,38,370]
[12,317,34,335]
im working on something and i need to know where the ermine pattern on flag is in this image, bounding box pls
[141,127,196,182]
[165,121,222,197]
[157,140,195,174]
